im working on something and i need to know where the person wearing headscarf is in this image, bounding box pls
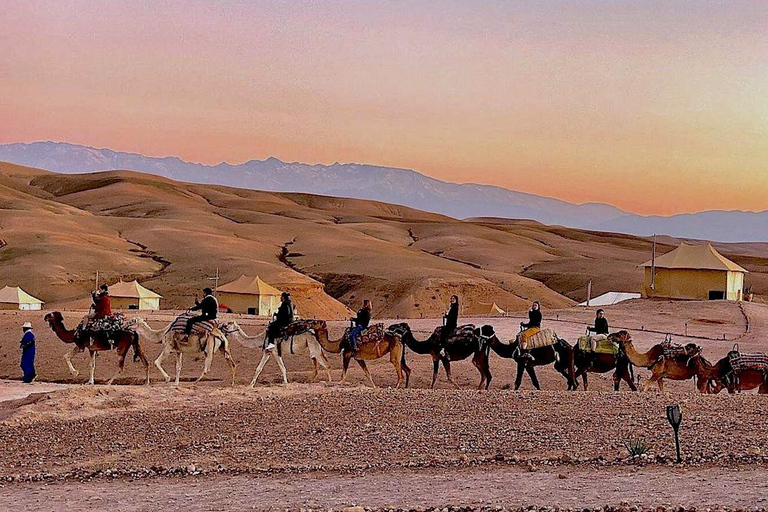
[20,322,36,383]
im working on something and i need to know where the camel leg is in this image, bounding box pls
[154,344,173,383]
[64,345,83,377]
[554,360,574,391]
[390,344,404,389]
[87,351,97,385]
[642,374,662,392]
[430,358,440,389]
[196,343,215,383]
[135,341,151,385]
[340,353,352,384]
[526,366,541,390]
[317,351,333,382]
[514,362,525,390]
[400,353,412,389]
[472,353,491,390]
[249,351,271,388]
[442,359,461,389]
[275,355,288,384]
[106,345,129,385]
[310,358,320,383]
[175,352,183,386]
[620,367,637,391]
[356,359,376,388]
[222,348,237,386]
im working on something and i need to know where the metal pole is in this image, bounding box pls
[586,280,592,307]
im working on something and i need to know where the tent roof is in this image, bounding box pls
[108,280,162,299]
[468,302,506,315]
[642,243,747,273]
[0,285,44,305]
[217,275,282,296]
[579,292,641,307]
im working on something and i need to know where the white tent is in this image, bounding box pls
[579,292,640,307]
[0,286,44,310]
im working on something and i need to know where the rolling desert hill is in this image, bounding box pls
[0,161,766,319]
[4,141,767,242]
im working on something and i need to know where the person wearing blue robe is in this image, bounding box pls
[20,322,36,383]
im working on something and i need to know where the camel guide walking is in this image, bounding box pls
[20,322,36,383]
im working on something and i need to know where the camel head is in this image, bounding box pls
[124,317,146,329]
[387,322,411,337]
[285,319,326,336]
[609,330,632,346]
[219,321,243,336]
[43,311,64,328]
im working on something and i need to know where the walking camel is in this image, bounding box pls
[573,335,636,391]
[126,317,236,386]
[387,322,494,389]
[613,331,696,391]
[685,344,768,394]
[44,311,150,385]
[218,321,333,387]
[485,333,578,391]
[293,319,408,388]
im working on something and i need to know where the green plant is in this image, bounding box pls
[623,438,649,457]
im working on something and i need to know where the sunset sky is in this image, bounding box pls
[2,1,767,215]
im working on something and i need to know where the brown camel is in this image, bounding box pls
[387,323,495,390]
[44,311,150,385]
[486,334,577,390]
[684,345,734,394]
[573,335,636,391]
[292,319,408,388]
[613,331,696,391]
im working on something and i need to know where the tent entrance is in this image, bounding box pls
[708,290,725,300]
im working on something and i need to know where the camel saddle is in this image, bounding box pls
[659,340,686,359]
[82,312,127,338]
[727,345,768,373]
[357,323,386,346]
[431,324,476,340]
[519,328,557,350]
[578,335,618,356]
[168,313,218,337]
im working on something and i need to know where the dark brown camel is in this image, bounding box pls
[486,334,577,390]
[573,334,636,391]
[387,323,495,390]
[684,345,732,394]
[44,311,150,385]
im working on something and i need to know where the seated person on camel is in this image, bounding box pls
[265,292,294,350]
[348,299,372,352]
[185,287,218,335]
[519,301,542,361]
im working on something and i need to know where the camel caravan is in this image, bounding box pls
[41,286,768,394]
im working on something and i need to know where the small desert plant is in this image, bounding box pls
[623,438,649,457]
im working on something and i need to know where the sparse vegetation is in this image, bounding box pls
[623,438,649,457]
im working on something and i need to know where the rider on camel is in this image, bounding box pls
[91,284,111,319]
[586,309,610,354]
[265,292,294,350]
[349,299,371,352]
[439,295,459,357]
[519,301,542,361]
[185,287,218,335]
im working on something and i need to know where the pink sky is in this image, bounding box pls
[2,1,767,215]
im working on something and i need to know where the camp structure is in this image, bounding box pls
[466,302,506,316]
[641,243,747,301]
[108,280,162,310]
[216,275,282,316]
[0,286,44,310]
[579,292,641,307]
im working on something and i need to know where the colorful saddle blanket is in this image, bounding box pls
[431,324,477,339]
[84,313,127,336]
[578,335,618,355]
[168,313,217,336]
[659,340,687,359]
[519,328,557,350]
[357,323,387,345]
[728,351,768,373]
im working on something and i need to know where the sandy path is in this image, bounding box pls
[2,466,767,511]
[0,380,72,403]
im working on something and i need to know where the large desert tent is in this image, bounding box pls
[579,292,641,307]
[217,275,282,316]
[641,243,747,301]
[0,286,44,310]
[466,302,506,316]
[107,280,162,310]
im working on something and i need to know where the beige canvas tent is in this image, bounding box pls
[0,286,44,310]
[217,275,282,316]
[641,243,747,301]
[467,302,506,316]
[108,280,162,310]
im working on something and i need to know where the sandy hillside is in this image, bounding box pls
[1,162,767,320]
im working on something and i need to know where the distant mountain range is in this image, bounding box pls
[1,141,766,242]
